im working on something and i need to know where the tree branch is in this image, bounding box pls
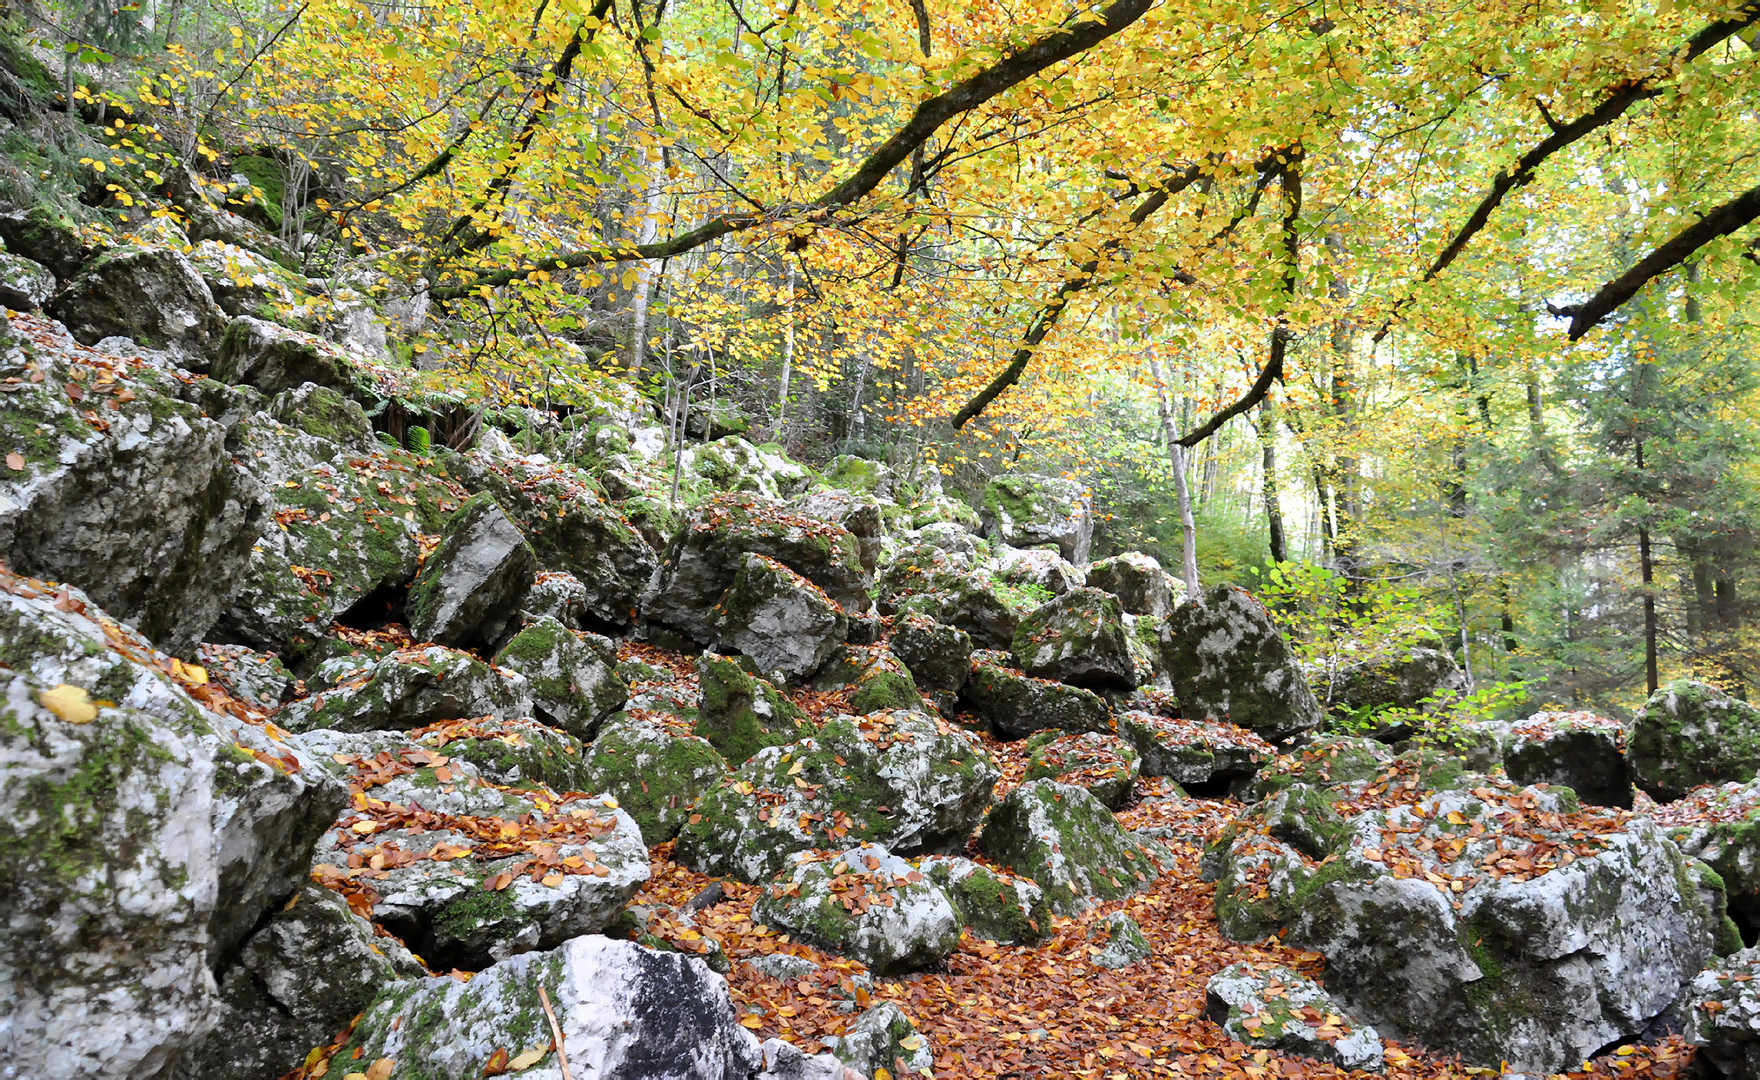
[429,0,1153,300]
[1549,181,1760,339]
[1370,1,1760,344]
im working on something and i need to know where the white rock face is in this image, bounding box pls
[753,844,963,974]
[1205,963,1384,1072]
[327,936,846,1079]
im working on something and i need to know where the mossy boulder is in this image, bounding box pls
[1332,644,1469,715]
[675,709,999,883]
[828,1002,934,1079]
[813,644,926,715]
[458,456,656,629]
[684,435,811,499]
[878,543,1020,649]
[274,645,531,733]
[1657,778,1760,944]
[919,855,1051,945]
[1492,711,1632,808]
[406,492,536,650]
[1118,710,1271,791]
[0,575,345,1079]
[579,713,729,845]
[1628,679,1760,802]
[1204,963,1384,1071]
[960,655,1112,741]
[1238,735,1396,802]
[1090,911,1153,969]
[643,492,869,644]
[212,315,362,398]
[415,716,593,792]
[979,472,1093,563]
[322,937,798,1078]
[194,642,294,710]
[818,453,897,498]
[709,552,849,681]
[0,250,54,310]
[1680,946,1760,1077]
[751,844,962,974]
[889,613,973,699]
[1086,552,1177,617]
[976,779,1158,915]
[216,409,460,661]
[0,317,267,654]
[177,884,427,1080]
[0,204,87,278]
[797,487,886,571]
[1205,777,1727,1072]
[47,245,226,361]
[986,544,1085,597]
[1024,731,1141,809]
[1161,584,1321,741]
[493,616,627,739]
[1010,586,1136,691]
[693,653,814,766]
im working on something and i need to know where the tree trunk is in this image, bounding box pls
[1171,442,1201,601]
[624,163,667,374]
[1258,400,1287,562]
[776,260,796,430]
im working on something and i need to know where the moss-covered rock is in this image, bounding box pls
[212,315,362,398]
[976,779,1158,915]
[960,655,1112,741]
[1238,735,1396,802]
[1160,584,1321,741]
[1090,911,1153,969]
[1118,710,1271,790]
[693,653,814,765]
[414,716,593,792]
[274,644,531,733]
[1086,552,1178,617]
[684,435,810,499]
[819,453,897,498]
[751,844,962,974]
[1010,586,1136,691]
[889,612,973,699]
[1332,645,1469,716]
[1656,778,1760,944]
[406,492,536,650]
[579,713,729,845]
[1204,963,1384,1071]
[979,472,1093,563]
[493,616,627,738]
[675,709,998,883]
[878,543,1020,649]
[1024,731,1141,809]
[194,642,294,710]
[919,856,1051,945]
[1493,711,1632,808]
[709,552,849,681]
[46,244,226,361]
[643,492,869,644]
[814,644,926,715]
[1206,775,1728,1073]
[1680,945,1760,1077]
[828,1001,935,1079]
[1628,679,1760,802]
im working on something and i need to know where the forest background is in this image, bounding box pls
[4,0,1759,720]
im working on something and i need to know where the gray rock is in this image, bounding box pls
[0,250,54,309]
[918,856,1050,945]
[1023,730,1141,809]
[812,644,925,716]
[407,492,536,649]
[1332,644,1469,714]
[416,716,595,793]
[1090,911,1153,969]
[684,435,812,499]
[580,713,729,845]
[676,709,998,883]
[185,240,305,317]
[178,885,426,1080]
[460,455,656,629]
[1010,586,1136,690]
[1681,945,1760,1078]
[1654,778,1760,947]
[644,492,869,643]
[1628,679,1760,802]
[827,1002,933,1079]
[194,642,294,710]
[889,613,972,698]
[1118,710,1270,790]
[0,316,266,654]
[274,644,531,733]
[695,653,814,766]
[818,454,898,499]
[1161,584,1321,741]
[0,205,87,279]
[752,844,962,974]
[711,552,849,681]
[986,543,1085,598]
[212,315,361,398]
[48,245,226,361]
[797,488,886,571]
[309,783,649,970]
[1086,552,1177,617]
[1205,963,1384,1071]
[878,543,1021,648]
[977,779,1159,915]
[522,569,593,628]
[494,616,627,739]
[214,406,457,661]
[323,937,838,1079]
[960,655,1112,741]
[1207,777,1726,1072]
[979,472,1093,563]
[1492,711,1633,808]
[0,576,344,1079]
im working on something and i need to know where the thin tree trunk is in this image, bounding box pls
[1171,442,1201,601]
[1258,400,1287,562]
[776,260,796,428]
[625,165,667,374]
[1638,435,1660,694]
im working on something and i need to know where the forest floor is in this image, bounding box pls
[615,645,1701,1080]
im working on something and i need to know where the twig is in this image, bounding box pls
[537,984,571,1080]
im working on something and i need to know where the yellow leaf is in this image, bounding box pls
[787,760,805,776]
[364,1060,393,1080]
[1445,811,1466,825]
[508,1047,546,1070]
[351,820,380,835]
[40,684,97,724]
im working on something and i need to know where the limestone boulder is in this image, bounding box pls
[710,552,849,681]
[1204,963,1384,1072]
[979,472,1093,563]
[961,654,1112,741]
[1010,586,1136,690]
[406,492,536,649]
[47,245,226,361]
[1628,679,1760,802]
[579,713,729,845]
[1161,584,1321,741]
[694,654,815,766]
[1023,730,1141,809]
[752,844,963,974]
[1086,552,1178,617]
[1118,710,1271,792]
[977,779,1160,915]
[493,616,627,739]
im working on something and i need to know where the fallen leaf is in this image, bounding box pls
[4,452,22,471]
[40,684,98,724]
